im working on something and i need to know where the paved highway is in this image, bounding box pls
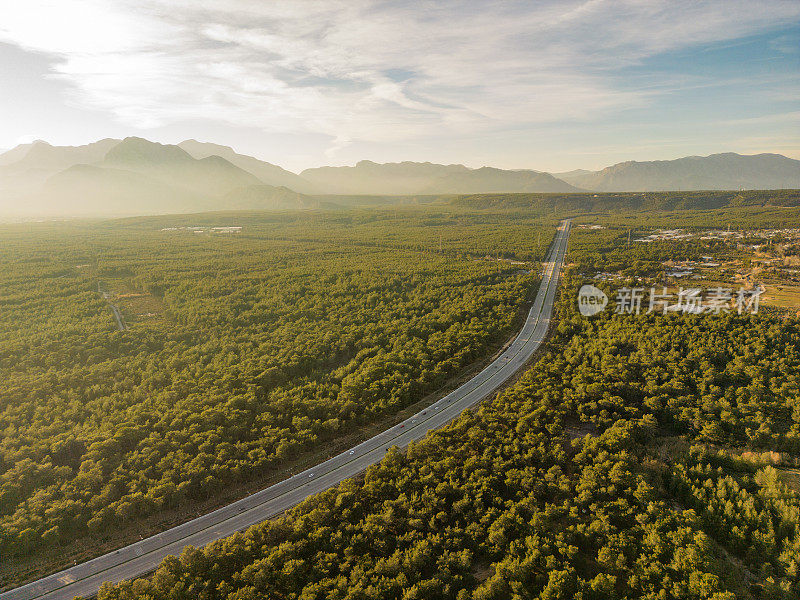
[2,219,571,600]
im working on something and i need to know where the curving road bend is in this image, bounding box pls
[1,219,571,600]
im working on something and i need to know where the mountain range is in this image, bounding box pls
[0,138,315,217]
[0,136,797,217]
[300,161,580,194]
[555,152,800,192]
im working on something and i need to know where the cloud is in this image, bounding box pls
[0,0,798,156]
[723,111,800,126]
[770,33,800,54]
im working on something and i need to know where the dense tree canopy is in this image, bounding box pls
[96,209,800,600]
[0,210,553,565]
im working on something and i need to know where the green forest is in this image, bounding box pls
[0,210,554,580]
[451,189,800,214]
[89,207,800,600]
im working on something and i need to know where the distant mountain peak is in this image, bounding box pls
[569,152,800,191]
[301,159,575,194]
[178,139,319,194]
[105,137,194,165]
[2,136,798,218]
[198,154,234,166]
[0,138,121,172]
[180,139,236,154]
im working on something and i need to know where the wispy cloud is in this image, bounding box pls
[770,33,800,54]
[723,111,800,126]
[0,0,798,157]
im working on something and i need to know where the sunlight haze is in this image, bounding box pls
[0,0,798,172]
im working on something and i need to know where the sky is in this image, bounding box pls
[0,0,798,173]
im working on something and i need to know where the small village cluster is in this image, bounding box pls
[635,227,800,243]
[159,226,242,234]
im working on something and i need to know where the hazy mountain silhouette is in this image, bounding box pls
[178,140,319,193]
[552,169,593,185]
[103,137,262,196]
[0,139,119,168]
[567,153,800,191]
[301,160,470,195]
[0,137,316,217]
[35,164,211,216]
[420,166,582,193]
[301,160,580,194]
[18,139,121,170]
[223,185,319,210]
[0,137,797,218]
[0,142,39,166]
[0,139,121,196]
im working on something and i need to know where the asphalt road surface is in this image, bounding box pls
[2,219,571,600]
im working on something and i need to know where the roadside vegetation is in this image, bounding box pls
[0,209,554,582]
[96,203,800,600]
